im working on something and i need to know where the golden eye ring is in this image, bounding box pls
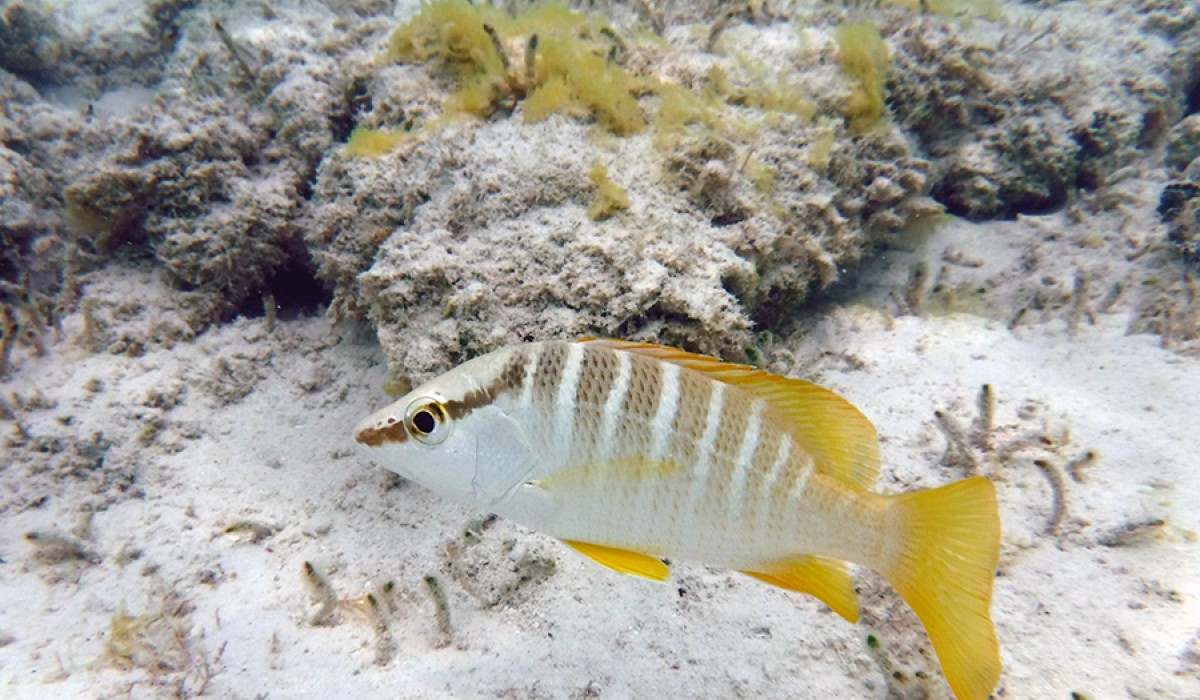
[405,398,451,445]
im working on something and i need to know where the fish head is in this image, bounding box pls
[353,347,539,509]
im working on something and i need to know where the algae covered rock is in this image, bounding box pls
[1167,115,1200,175]
[333,119,762,378]
[1158,182,1200,262]
[889,3,1181,218]
[57,98,300,322]
[21,2,358,326]
[0,1,62,85]
[306,1,949,377]
[3,0,1194,380]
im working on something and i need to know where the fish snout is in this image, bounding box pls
[354,410,409,447]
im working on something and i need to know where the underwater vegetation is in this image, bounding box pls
[309,1,958,375]
[870,0,1000,19]
[0,0,1195,375]
[585,162,630,221]
[834,21,891,135]
[387,0,645,133]
[1161,115,1200,264]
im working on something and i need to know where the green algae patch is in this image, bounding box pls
[386,0,644,134]
[344,127,411,158]
[587,163,629,221]
[808,120,838,170]
[380,1,831,149]
[655,81,712,132]
[533,32,645,135]
[726,53,815,123]
[523,74,572,123]
[835,21,891,136]
[387,0,510,105]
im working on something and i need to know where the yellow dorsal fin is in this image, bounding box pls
[580,338,880,491]
[562,540,670,582]
[741,555,859,623]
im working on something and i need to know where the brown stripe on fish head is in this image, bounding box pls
[444,346,529,420]
[571,344,617,455]
[355,413,409,446]
[614,351,664,454]
[532,341,569,407]
[667,366,713,472]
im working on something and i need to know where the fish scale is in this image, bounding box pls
[519,344,805,563]
[596,344,630,464]
[355,338,1002,700]
[666,365,709,475]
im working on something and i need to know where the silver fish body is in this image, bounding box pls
[355,339,1001,700]
[356,340,881,569]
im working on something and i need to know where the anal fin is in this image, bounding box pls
[562,540,669,582]
[741,555,859,623]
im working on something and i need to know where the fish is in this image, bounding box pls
[354,338,1001,700]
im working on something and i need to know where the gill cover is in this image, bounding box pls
[461,403,541,506]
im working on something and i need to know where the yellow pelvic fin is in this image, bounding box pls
[562,540,669,582]
[741,555,859,623]
[884,476,1001,700]
[579,338,880,491]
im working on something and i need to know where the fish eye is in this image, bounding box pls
[412,409,436,434]
[405,398,451,445]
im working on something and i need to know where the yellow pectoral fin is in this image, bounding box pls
[562,540,670,582]
[741,555,859,623]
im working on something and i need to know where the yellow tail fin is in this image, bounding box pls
[884,476,1001,700]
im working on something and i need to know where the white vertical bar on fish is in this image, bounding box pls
[633,361,680,532]
[686,381,726,521]
[787,454,814,504]
[648,362,681,461]
[757,434,792,543]
[518,343,543,413]
[729,398,765,518]
[555,343,586,463]
[598,348,632,460]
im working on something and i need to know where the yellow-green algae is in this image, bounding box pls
[361,1,922,241]
[523,74,572,123]
[586,162,629,221]
[343,127,412,158]
[834,21,891,135]
[808,118,838,170]
[386,0,645,134]
[377,1,821,149]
